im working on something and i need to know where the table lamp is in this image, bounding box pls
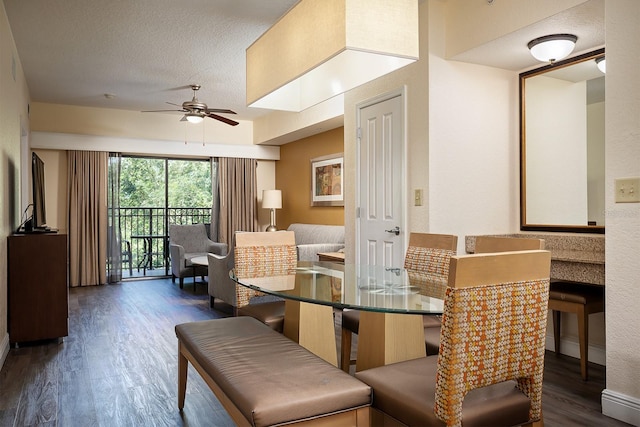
[262,189,282,232]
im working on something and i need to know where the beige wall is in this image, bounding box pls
[602,0,640,423]
[427,1,520,245]
[276,127,345,228]
[0,1,31,364]
[31,102,254,146]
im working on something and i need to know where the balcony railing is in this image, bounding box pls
[112,207,212,278]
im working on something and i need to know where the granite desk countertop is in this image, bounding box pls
[465,234,605,286]
[551,249,605,265]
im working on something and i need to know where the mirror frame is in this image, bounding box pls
[520,47,605,234]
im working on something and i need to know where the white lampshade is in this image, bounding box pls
[596,57,606,73]
[527,34,577,63]
[185,113,204,124]
[246,0,418,112]
[262,190,282,209]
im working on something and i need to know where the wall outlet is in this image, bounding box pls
[615,177,640,203]
[414,189,423,206]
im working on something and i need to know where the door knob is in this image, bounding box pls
[385,226,400,236]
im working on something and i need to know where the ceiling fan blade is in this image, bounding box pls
[205,108,237,115]
[142,109,187,113]
[166,101,184,107]
[206,113,239,126]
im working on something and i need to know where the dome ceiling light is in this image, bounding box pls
[596,56,606,73]
[527,34,578,63]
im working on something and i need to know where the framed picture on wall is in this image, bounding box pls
[310,153,343,206]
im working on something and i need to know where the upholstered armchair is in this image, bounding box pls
[207,250,236,311]
[207,231,296,332]
[169,223,227,289]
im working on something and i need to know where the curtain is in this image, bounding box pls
[67,151,108,287]
[218,157,259,244]
[210,157,220,242]
[107,153,122,283]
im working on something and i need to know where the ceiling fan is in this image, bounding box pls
[143,84,239,126]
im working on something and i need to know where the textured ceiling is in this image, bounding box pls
[4,0,605,124]
[3,0,298,121]
[451,0,604,71]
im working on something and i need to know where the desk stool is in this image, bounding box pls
[548,280,604,380]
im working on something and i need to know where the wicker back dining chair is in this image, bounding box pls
[355,250,551,427]
[232,231,297,332]
[340,232,457,372]
[423,235,546,354]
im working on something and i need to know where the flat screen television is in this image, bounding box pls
[31,152,47,230]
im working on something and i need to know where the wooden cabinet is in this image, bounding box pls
[8,233,68,344]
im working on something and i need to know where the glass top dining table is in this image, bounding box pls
[231,261,446,315]
[231,261,447,371]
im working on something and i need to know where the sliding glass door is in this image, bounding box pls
[115,156,214,278]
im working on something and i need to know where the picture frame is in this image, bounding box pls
[310,153,344,206]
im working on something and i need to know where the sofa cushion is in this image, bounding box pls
[286,223,345,261]
[287,223,344,245]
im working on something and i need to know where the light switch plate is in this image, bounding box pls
[615,177,640,203]
[414,189,423,206]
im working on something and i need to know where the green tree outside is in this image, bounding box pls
[120,157,212,208]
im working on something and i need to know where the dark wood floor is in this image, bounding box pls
[0,278,630,427]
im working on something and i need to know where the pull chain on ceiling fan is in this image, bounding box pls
[142,84,239,126]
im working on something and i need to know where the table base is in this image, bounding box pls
[283,301,338,367]
[356,311,426,372]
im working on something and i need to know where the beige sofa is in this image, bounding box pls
[286,223,345,261]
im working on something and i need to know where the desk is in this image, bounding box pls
[317,251,345,263]
[232,261,445,371]
[131,235,168,275]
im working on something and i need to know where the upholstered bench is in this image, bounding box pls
[175,316,371,427]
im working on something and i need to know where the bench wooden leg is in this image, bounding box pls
[178,342,188,411]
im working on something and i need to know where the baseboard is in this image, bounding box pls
[602,389,640,426]
[0,333,10,370]
[545,334,606,366]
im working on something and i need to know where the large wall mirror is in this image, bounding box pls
[520,48,605,234]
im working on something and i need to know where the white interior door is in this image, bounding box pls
[357,92,406,267]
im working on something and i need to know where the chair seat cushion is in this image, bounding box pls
[176,317,371,427]
[549,281,604,304]
[237,300,285,332]
[355,357,531,427]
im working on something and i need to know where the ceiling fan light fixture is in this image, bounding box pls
[185,112,204,124]
[596,56,606,73]
[527,34,577,63]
